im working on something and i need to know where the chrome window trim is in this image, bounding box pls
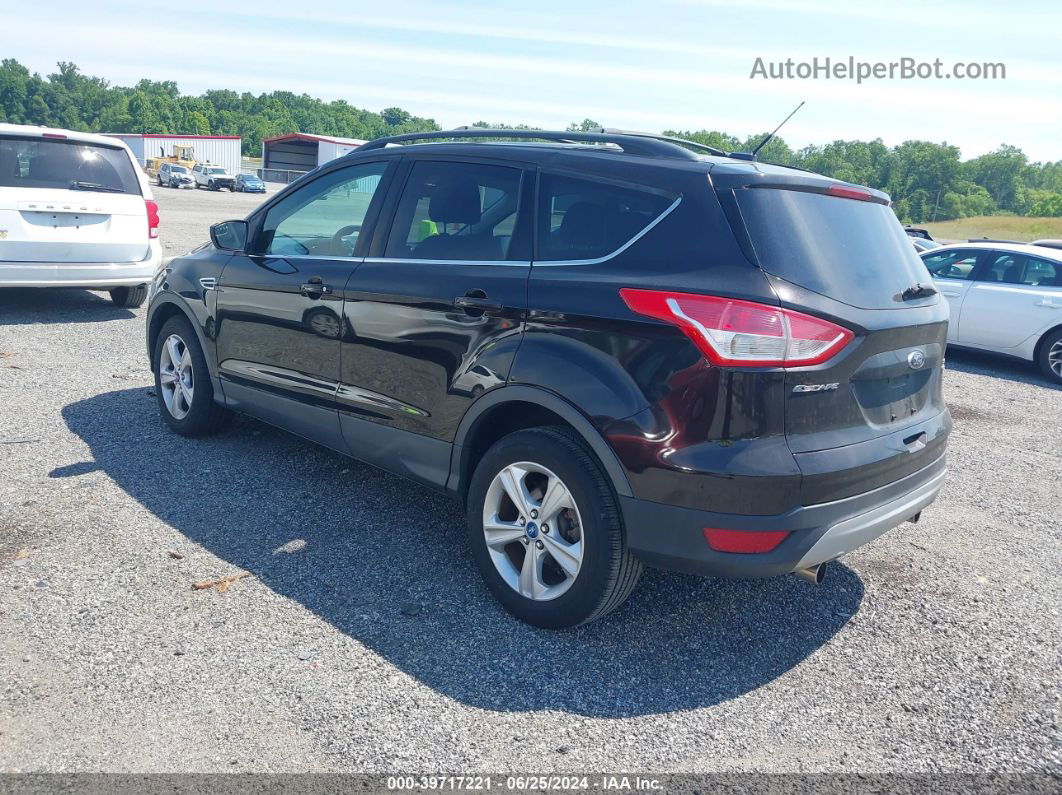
[361,257,531,267]
[532,195,682,267]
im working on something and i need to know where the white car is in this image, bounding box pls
[192,163,235,191]
[0,123,161,307]
[921,242,1062,383]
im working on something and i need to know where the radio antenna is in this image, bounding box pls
[749,101,805,159]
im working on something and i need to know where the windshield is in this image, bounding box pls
[0,136,140,194]
[171,165,188,173]
[734,187,934,309]
[205,167,225,174]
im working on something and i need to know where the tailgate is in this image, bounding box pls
[715,168,951,503]
[0,191,150,263]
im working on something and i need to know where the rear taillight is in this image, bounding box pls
[145,200,160,239]
[619,289,853,367]
[703,528,789,554]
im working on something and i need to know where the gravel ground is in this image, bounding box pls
[0,186,1059,775]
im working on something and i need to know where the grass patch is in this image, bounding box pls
[922,216,1062,243]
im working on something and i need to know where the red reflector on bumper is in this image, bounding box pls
[703,528,790,554]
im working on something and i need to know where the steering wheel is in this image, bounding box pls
[332,225,360,256]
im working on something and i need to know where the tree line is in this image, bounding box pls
[2,59,1060,222]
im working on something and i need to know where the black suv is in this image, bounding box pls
[145,129,950,628]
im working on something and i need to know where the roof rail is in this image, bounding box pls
[357,127,711,160]
[588,127,728,157]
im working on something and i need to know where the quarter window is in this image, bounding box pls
[258,162,388,257]
[536,173,674,262]
[923,250,979,280]
[385,161,524,261]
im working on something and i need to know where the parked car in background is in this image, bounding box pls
[146,128,950,628]
[234,173,266,193]
[904,225,934,241]
[192,163,235,191]
[158,163,194,189]
[0,123,159,307]
[921,242,1062,383]
[912,237,942,253]
[1031,239,1062,251]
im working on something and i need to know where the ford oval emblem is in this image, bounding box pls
[907,350,926,370]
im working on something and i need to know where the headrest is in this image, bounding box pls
[427,176,482,225]
[557,202,606,247]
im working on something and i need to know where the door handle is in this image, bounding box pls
[454,294,502,312]
[1036,298,1061,308]
[300,281,333,296]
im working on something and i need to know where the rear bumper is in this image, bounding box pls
[0,243,160,288]
[621,454,946,578]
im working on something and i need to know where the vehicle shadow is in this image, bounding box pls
[0,288,135,325]
[945,346,1062,391]
[62,387,864,718]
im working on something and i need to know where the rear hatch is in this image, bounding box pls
[714,164,950,503]
[0,134,150,263]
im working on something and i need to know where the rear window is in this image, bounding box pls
[0,136,140,195]
[734,187,933,309]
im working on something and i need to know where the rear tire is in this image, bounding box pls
[466,426,642,628]
[153,316,231,437]
[109,285,148,308]
[1037,328,1062,385]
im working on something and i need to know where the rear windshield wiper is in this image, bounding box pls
[901,283,937,301]
[69,181,126,193]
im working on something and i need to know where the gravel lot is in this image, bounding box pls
[1,185,1059,776]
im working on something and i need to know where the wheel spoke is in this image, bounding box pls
[159,369,176,385]
[165,336,183,371]
[518,542,544,599]
[498,465,532,518]
[179,350,193,374]
[541,532,581,579]
[483,515,526,549]
[537,476,573,526]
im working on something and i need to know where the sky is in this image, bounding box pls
[3,0,1061,161]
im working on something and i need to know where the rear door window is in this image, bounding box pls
[1024,257,1061,287]
[0,136,140,194]
[536,173,674,261]
[385,160,525,262]
[923,249,980,280]
[734,187,933,309]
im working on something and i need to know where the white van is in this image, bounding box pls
[0,124,161,307]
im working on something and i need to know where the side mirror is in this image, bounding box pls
[210,219,248,252]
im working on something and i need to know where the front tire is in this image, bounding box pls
[109,285,147,307]
[153,316,231,437]
[1038,328,1062,385]
[466,426,641,628]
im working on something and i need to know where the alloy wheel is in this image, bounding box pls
[158,334,194,420]
[1050,340,1062,378]
[482,462,584,601]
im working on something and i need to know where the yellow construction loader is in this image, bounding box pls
[145,143,196,177]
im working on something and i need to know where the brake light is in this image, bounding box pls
[145,200,160,239]
[620,289,853,367]
[826,184,873,201]
[41,132,67,139]
[704,528,789,554]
